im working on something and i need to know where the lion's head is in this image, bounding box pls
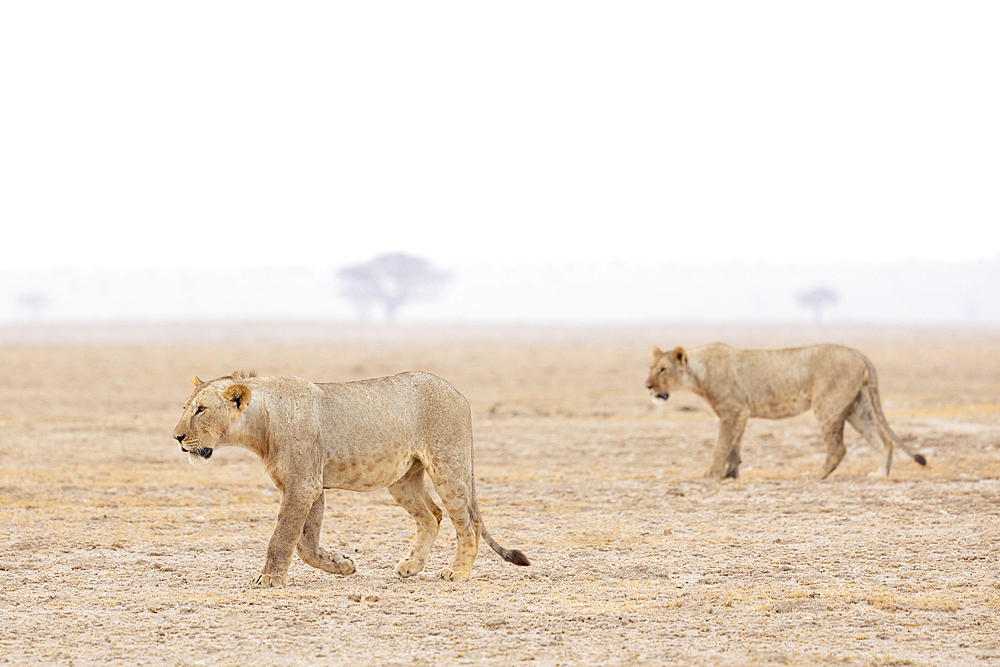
[172,374,253,461]
[646,346,688,402]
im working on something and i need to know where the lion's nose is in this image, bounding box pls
[175,433,186,444]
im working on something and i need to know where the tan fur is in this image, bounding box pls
[172,371,529,588]
[646,344,926,480]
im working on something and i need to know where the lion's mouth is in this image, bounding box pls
[180,444,213,459]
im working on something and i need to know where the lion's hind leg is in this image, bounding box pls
[423,471,480,583]
[295,492,356,576]
[816,422,848,479]
[846,390,892,477]
[387,459,442,578]
[434,492,479,583]
[811,378,871,480]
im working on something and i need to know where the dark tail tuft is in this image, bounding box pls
[914,453,927,466]
[505,549,531,567]
[475,499,531,567]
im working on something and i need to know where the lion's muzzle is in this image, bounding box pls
[176,435,213,459]
[646,382,669,402]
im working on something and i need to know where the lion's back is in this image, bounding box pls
[729,344,872,413]
[315,371,471,442]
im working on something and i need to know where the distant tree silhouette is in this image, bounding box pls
[16,292,51,321]
[797,286,838,322]
[337,253,450,322]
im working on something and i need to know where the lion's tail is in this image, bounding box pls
[482,527,531,566]
[470,479,531,567]
[865,363,927,467]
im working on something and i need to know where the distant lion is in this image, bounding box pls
[172,370,529,588]
[646,344,927,479]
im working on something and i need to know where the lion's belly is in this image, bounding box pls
[750,392,811,420]
[321,449,415,492]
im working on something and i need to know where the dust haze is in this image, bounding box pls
[3,256,1000,325]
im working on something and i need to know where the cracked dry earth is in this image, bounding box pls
[0,323,998,666]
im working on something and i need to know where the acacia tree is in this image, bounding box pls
[797,285,839,322]
[337,253,450,322]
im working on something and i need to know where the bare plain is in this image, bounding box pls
[1,323,998,666]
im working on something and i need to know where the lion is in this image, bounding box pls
[646,344,926,480]
[172,370,529,588]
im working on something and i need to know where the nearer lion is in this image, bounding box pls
[172,370,529,588]
[646,344,927,480]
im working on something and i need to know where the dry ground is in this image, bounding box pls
[1,323,998,666]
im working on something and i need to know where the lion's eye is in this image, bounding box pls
[195,406,206,415]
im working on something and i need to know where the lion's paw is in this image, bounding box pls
[330,555,356,576]
[437,567,471,583]
[306,547,356,576]
[395,555,426,578]
[251,572,287,589]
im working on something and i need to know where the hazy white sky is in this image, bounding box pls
[2,2,998,270]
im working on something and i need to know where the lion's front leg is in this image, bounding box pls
[295,492,356,576]
[707,411,748,480]
[251,482,322,589]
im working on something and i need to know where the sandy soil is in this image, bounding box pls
[1,323,998,666]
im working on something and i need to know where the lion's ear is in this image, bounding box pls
[652,346,663,359]
[192,376,203,388]
[223,384,251,411]
[671,347,687,367]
